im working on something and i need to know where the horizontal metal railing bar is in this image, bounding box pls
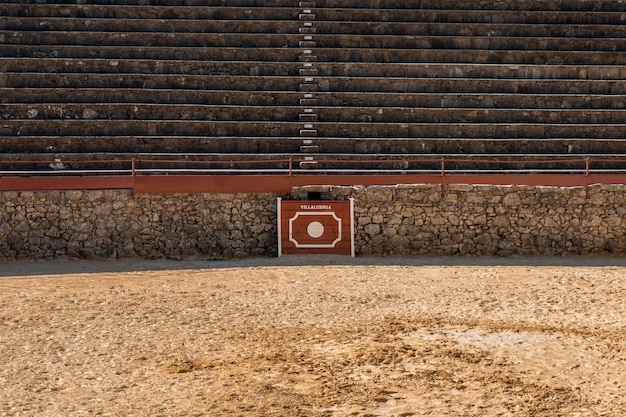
[0,169,604,175]
[2,157,626,164]
[134,169,289,174]
[0,159,133,165]
[4,152,626,157]
[3,157,626,176]
[291,169,591,174]
[0,170,133,175]
[132,158,612,165]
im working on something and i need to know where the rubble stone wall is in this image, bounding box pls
[295,184,626,256]
[1,184,625,260]
[0,190,280,260]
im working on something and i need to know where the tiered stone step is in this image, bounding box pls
[301,122,626,139]
[310,49,626,65]
[1,18,302,34]
[312,11,626,25]
[1,104,303,121]
[0,120,302,137]
[306,22,626,37]
[0,136,309,154]
[3,136,625,155]
[311,63,626,80]
[12,102,625,126]
[310,78,625,94]
[315,0,626,11]
[0,58,304,75]
[0,152,296,173]
[6,73,624,96]
[0,45,305,61]
[2,32,313,48]
[0,4,300,20]
[11,119,619,140]
[6,30,626,51]
[300,138,626,155]
[310,93,626,110]
[1,89,302,106]
[11,17,622,38]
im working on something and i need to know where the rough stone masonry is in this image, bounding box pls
[295,184,626,257]
[1,184,625,260]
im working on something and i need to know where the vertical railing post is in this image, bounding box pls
[441,157,446,198]
[130,158,137,198]
[585,157,590,198]
[289,158,293,177]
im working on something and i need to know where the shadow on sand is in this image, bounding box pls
[2,254,626,277]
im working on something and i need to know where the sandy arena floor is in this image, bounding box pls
[0,256,625,417]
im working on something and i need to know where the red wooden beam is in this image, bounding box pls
[0,176,134,192]
[131,173,626,193]
[132,175,294,194]
[1,173,626,194]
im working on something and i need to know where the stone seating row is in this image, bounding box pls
[1,89,302,106]
[4,18,626,38]
[3,120,624,139]
[0,136,306,154]
[0,4,300,19]
[4,89,623,110]
[5,58,626,80]
[5,45,626,65]
[308,93,626,109]
[319,0,626,11]
[1,17,302,34]
[1,74,303,91]
[2,0,626,174]
[5,17,626,39]
[3,104,626,125]
[6,31,626,52]
[3,136,625,155]
[3,3,626,22]
[2,0,624,11]
[4,74,624,95]
[0,58,301,75]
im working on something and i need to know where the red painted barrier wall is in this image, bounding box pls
[2,173,626,194]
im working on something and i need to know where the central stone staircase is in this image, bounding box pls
[2,0,626,175]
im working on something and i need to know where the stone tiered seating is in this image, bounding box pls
[1,0,626,175]
[0,0,311,173]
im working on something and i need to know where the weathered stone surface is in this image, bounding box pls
[502,192,521,206]
[309,184,626,257]
[364,224,381,236]
[0,190,280,260]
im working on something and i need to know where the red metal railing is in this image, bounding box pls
[0,156,615,174]
[2,157,626,193]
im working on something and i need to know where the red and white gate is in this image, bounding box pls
[277,198,354,256]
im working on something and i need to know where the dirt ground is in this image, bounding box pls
[0,255,625,417]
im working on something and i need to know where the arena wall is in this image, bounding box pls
[0,190,280,260]
[1,184,625,260]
